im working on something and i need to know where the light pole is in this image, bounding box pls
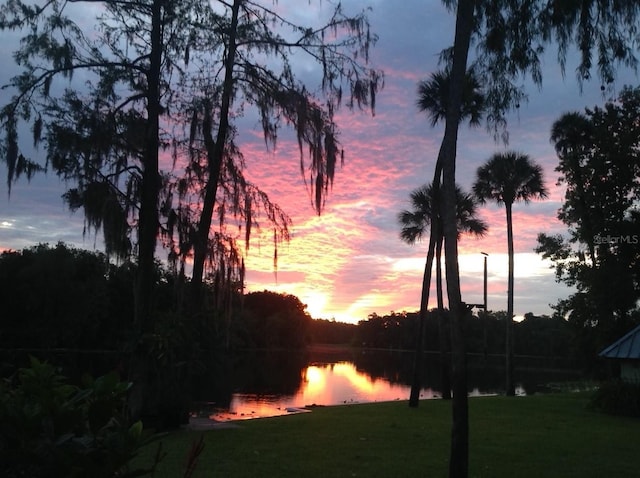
[481,252,488,359]
[481,252,488,311]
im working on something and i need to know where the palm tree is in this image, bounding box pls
[414,68,485,316]
[473,151,548,396]
[399,183,487,311]
[404,67,486,408]
[399,183,487,401]
[417,67,485,128]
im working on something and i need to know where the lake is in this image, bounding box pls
[191,346,583,422]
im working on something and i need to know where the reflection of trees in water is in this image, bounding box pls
[323,349,498,395]
[191,347,583,405]
[321,348,582,396]
[191,350,308,406]
[351,350,418,387]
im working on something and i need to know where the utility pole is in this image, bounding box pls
[481,252,488,359]
[482,252,488,311]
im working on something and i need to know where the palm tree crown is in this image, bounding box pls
[398,183,487,244]
[417,68,486,128]
[473,151,548,207]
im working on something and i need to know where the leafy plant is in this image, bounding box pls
[0,357,162,478]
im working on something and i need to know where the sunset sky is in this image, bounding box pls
[1,1,637,323]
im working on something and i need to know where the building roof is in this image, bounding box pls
[599,324,640,360]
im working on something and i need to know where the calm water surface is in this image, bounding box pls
[191,347,581,422]
[198,361,439,421]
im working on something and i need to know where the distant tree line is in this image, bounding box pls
[315,311,574,362]
[0,243,193,382]
[0,242,598,379]
[236,291,313,349]
[0,245,324,371]
[0,243,134,352]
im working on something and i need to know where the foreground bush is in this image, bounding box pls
[0,357,160,478]
[590,379,640,417]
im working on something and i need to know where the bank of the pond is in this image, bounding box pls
[137,392,639,478]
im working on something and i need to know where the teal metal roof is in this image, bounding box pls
[599,324,640,360]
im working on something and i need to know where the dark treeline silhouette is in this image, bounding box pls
[0,245,327,381]
[0,243,133,352]
[308,319,358,345]
[0,240,583,429]
[236,291,313,349]
[313,311,574,365]
[1,242,576,370]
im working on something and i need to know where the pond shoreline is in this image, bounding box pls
[188,346,586,426]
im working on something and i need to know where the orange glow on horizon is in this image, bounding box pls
[302,291,328,319]
[245,245,560,324]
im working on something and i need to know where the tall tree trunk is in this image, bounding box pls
[436,233,444,311]
[410,148,446,407]
[409,221,437,407]
[436,233,452,400]
[191,0,241,305]
[136,0,162,337]
[129,0,163,422]
[438,0,476,477]
[505,202,515,396]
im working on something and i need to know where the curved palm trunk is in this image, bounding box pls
[436,233,444,310]
[443,156,469,478]
[436,232,452,400]
[505,202,515,396]
[409,221,437,407]
[191,0,241,306]
[440,1,476,476]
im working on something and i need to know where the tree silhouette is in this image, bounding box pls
[549,112,596,263]
[538,88,640,366]
[180,0,384,305]
[417,68,485,128]
[406,66,486,408]
[0,0,382,422]
[473,151,547,396]
[399,183,486,401]
[399,184,487,314]
[425,0,640,475]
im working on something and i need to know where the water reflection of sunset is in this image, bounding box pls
[304,366,326,395]
[332,362,377,395]
[206,361,435,422]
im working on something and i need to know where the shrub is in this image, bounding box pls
[0,357,161,478]
[590,379,640,417]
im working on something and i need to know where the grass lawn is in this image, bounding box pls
[136,393,639,478]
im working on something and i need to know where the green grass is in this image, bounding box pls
[136,393,640,478]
